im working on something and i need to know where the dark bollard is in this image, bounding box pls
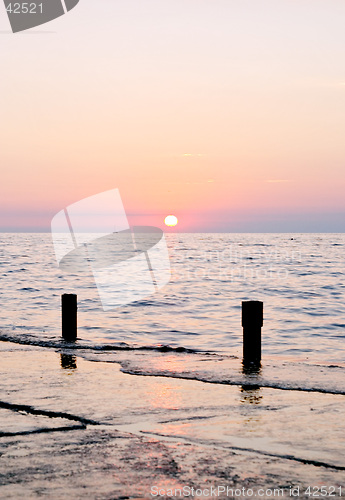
[61,294,77,341]
[242,301,263,365]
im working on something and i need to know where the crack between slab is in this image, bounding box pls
[0,424,86,437]
[0,400,100,426]
[139,430,345,472]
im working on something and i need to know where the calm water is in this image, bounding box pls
[1,233,345,364]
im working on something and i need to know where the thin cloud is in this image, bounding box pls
[266,179,292,183]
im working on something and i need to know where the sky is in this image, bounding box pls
[1,0,345,232]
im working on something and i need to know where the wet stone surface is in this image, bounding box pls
[0,341,345,499]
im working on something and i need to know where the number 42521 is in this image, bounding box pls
[6,3,43,14]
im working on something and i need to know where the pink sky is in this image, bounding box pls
[1,0,345,231]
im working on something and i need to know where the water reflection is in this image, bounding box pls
[240,386,262,405]
[144,379,182,410]
[242,361,261,376]
[240,362,262,405]
[60,353,77,370]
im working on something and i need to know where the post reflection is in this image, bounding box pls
[240,361,262,405]
[60,353,77,370]
[242,361,261,376]
[240,385,262,405]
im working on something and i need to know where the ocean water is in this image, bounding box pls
[1,233,345,394]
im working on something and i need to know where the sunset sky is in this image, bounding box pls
[1,0,345,232]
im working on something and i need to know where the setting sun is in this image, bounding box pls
[164,215,178,227]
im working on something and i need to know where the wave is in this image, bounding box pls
[2,331,345,397]
[0,331,205,354]
[118,363,345,396]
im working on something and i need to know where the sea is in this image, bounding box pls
[1,232,345,396]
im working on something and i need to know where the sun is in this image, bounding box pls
[164,215,178,227]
